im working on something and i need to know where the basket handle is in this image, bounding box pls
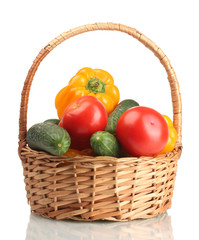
[18,22,182,154]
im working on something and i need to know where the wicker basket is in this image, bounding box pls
[18,22,182,221]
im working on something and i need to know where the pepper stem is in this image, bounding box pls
[86,78,106,94]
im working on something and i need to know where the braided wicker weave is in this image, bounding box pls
[18,23,182,221]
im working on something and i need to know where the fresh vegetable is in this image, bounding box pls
[66,137,92,150]
[26,123,71,155]
[44,119,60,125]
[81,148,95,156]
[64,148,95,157]
[105,99,139,134]
[116,106,169,157]
[159,115,177,154]
[90,131,119,157]
[119,145,131,157]
[59,96,108,150]
[55,67,120,119]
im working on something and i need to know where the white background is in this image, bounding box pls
[0,0,198,239]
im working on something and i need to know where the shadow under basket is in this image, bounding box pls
[18,22,182,221]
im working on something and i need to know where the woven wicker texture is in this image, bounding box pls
[18,23,182,221]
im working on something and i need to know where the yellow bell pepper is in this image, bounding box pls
[55,67,120,119]
[159,115,177,154]
[58,148,95,166]
[63,148,95,157]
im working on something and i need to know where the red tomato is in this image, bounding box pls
[59,96,108,150]
[116,106,169,157]
[68,137,91,150]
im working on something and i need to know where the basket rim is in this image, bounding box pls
[20,145,182,165]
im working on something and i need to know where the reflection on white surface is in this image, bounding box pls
[26,212,173,240]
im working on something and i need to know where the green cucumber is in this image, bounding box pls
[44,119,60,125]
[26,123,71,155]
[90,131,119,157]
[105,99,139,134]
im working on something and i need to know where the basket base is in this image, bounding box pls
[32,204,171,222]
